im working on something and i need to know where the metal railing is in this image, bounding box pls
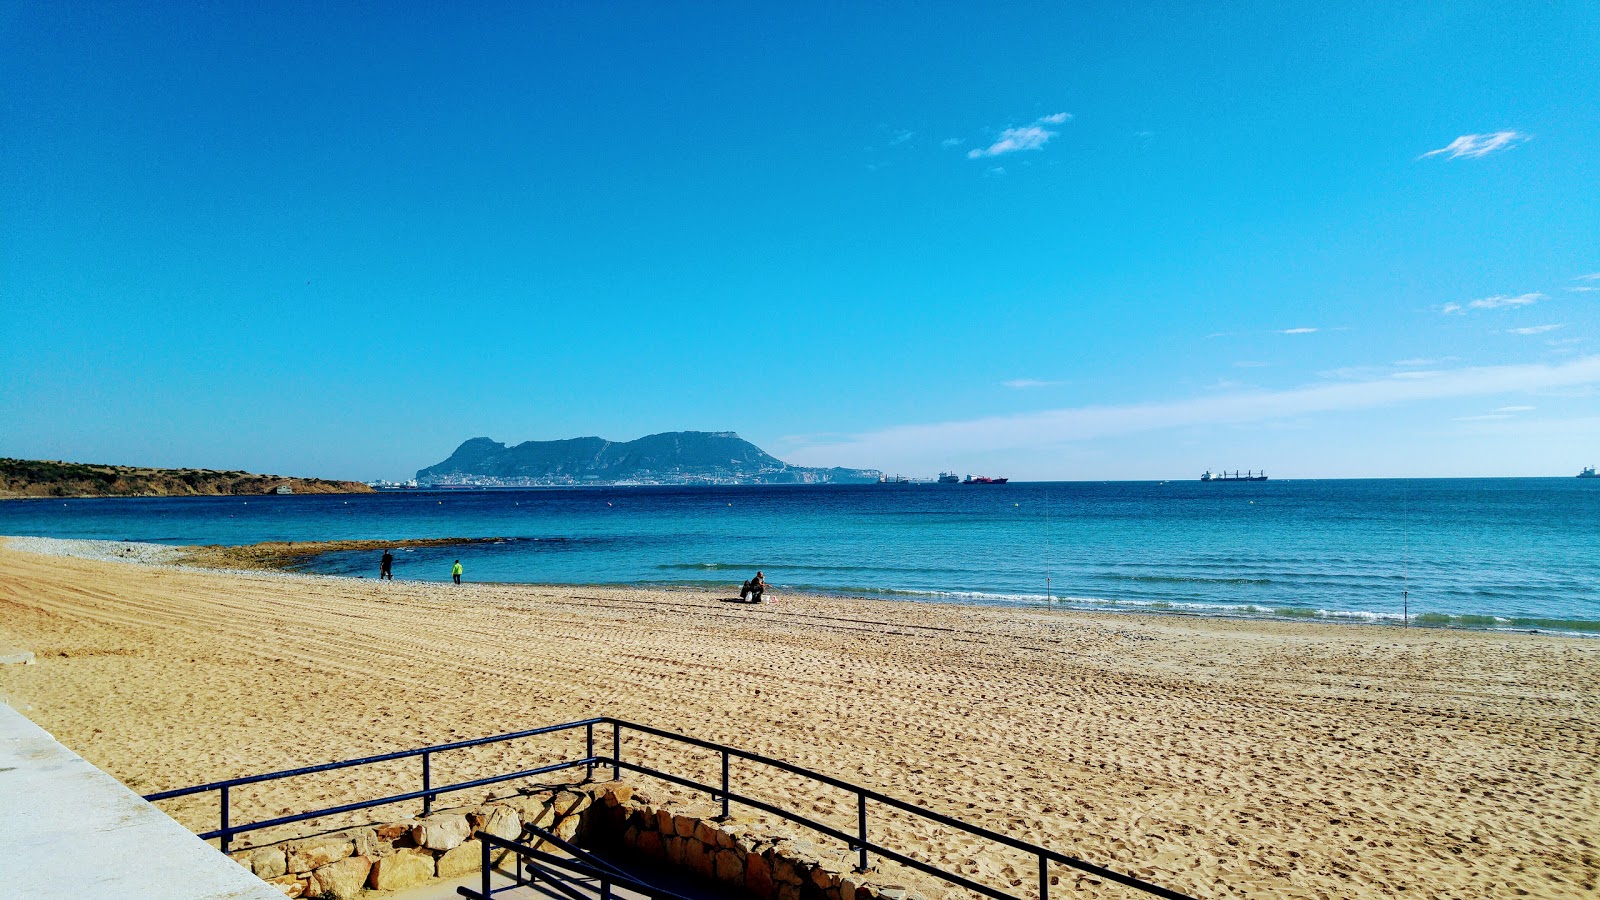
[458,818,695,900]
[144,716,1196,900]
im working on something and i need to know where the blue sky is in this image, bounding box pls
[3,2,1597,480]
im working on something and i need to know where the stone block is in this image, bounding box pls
[375,822,413,843]
[310,855,372,900]
[673,813,699,838]
[655,808,675,833]
[553,813,581,843]
[436,839,484,878]
[878,887,907,900]
[777,883,801,900]
[715,848,744,885]
[694,820,719,844]
[664,835,687,867]
[286,837,353,874]
[477,803,522,841]
[746,849,775,898]
[598,782,634,806]
[637,829,664,860]
[811,866,839,890]
[369,849,436,891]
[252,845,288,879]
[551,789,587,817]
[229,850,252,868]
[686,838,716,878]
[266,874,305,898]
[413,813,471,851]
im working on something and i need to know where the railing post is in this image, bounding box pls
[720,750,731,819]
[612,723,622,779]
[587,723,595,782]
[601,876,612,900]
[480,835,491,900]
[422,751,432,817]
[1038,854,1048,900]
[856,792,868,872]
[219,785,231,853]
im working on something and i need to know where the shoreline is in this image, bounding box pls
[2,536,1598,897]
[8,534,1599,639]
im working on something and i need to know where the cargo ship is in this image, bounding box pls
[1580,466,1597,479]
[937,472,961,484]
[1201,470,1268,482]
[963,475,1009,484]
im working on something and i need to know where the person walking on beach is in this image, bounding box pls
[451,559,463,585]
[379,549,394,580]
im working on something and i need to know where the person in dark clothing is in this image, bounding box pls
[739,571,767,603]
[380,549,394,580]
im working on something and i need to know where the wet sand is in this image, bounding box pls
[0,537,1596,898]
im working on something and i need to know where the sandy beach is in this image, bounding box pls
[1,537,1596,899]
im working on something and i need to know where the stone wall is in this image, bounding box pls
[584,785,926,900]
[227,781,928,900]
[226,783,598,899]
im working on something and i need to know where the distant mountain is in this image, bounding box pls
[416,432,879,486]
[0,458,374,499]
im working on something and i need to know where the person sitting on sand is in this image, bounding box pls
[380,549,394,580]
[740,571,767,603]
[451,559,463,585]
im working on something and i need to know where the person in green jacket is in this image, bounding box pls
[451,559,463,584]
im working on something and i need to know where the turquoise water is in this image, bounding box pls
[3,479,1596,633]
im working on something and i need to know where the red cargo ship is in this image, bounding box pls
[962,475,1009,484]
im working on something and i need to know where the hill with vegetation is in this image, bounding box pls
[417,431,878,485]
[0,458,374,499]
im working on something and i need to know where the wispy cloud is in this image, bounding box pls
[940,137,964,148]
[1278,327,1319,334]
[1395,356,1459,367]
[1570,274,1600,292]
[1233,361,1270,368]
[786,357,1600,465]
[1496,405,1535,412]
[1452,413,1512,421]
[1002,378,1060,389]
[1508,324,1565,335]
[967,112,1072,159]
[1442,292,1545,314]
[1420,131,1531,160]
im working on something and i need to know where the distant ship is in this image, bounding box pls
[963,475,1009,485]
[937,472,961,484]
[1580,466,1598,479]
[1201,470,1268,482]
[877,474,910,484]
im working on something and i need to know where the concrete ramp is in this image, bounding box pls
[0,701,280,899]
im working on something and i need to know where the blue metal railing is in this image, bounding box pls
[144,716,1196,900]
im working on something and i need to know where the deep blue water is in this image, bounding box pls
[3,479,1597,633]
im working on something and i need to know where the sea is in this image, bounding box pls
[3,479,1596,634]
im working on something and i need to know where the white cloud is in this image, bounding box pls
[968,125,1055,159]
[1570,286,1598,293]
[966,112,1072,159]
[1420,131,1531,160]
[1496,405,1535,412]
[985,166,1006,177]
[786,357,1600,464]
[940,137,964,148]
[1443,292,1545,314]
[1002,379,1060,389]
[889,129,915,146]
[1508,324,1565,335]
[1575,273,1600,281]
[1395,357,1459,367]
[1278,327,1318,334]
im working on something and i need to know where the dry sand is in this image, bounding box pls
[0,537,1596,899]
